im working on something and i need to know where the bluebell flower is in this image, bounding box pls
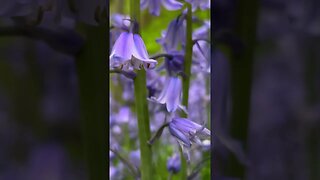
[185,0,210,11]
[167,154,181,174]
[192,20,210,73]
[149,76,185,113]
[110,32,158,70]
[110,14,131,52]
[157,16,186,51]
[141,0,183,16]
[168,117,210,147]
[164,51,185,75]
[168,117,210,161]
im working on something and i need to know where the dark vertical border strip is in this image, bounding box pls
[75,0,109,178]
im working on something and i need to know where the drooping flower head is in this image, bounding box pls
[149,76,184,113]
[110,24,158,70]
[168,117,210,161]
[157,15,186,52]
[141,0,183,16]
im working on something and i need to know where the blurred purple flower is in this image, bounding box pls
[115,106,132,124]
[193,20,210,39]
[185,0,210,11]
[129,149,141,168]
[191,20,210,73]
[109,165,120,180]
[110,32,157,70]
[192,41,210,73]
[188,74,210,121]
[110,14,131,51]
[26,144,71,180]
[141,0,183,16]
[110,150,115,161]
[111,14,131,31]
[149,76,183,113]
[167,153,181,174]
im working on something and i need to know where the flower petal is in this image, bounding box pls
[130,34,157,69]
[156,78,171,104]
[149,0,161,16]
[140,0,149,10]
[161,0,183,10]
[200,0,210,10]
[169,122,191,148]
[167,154,181,173]
[110,32,134,68]
[166,77,182,112]
[171,118,210,138]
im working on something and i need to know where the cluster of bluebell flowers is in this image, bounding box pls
[110,0,211,179]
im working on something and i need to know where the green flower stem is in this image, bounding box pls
[226,0,258,178]
[130,0,140,22]
[134,71,153,180]
[179,2,193,180]
[130,0,153,180]
[179,145,188,180]
[75,24,107,180]
[181,3,193,115]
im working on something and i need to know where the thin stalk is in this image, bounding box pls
[179,3,193,179]
[134,70,153,180]
[130,0,153,180]
[179,145,188,180]
[181,3,193,113]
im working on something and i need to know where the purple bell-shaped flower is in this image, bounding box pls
[157,16,186,52]
[149,76,183,113]
[110,31,157,70]
[169,117,210,146]
[168,117,210,161]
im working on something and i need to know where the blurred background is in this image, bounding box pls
[213,0,320,180]
[0,1,107,180]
